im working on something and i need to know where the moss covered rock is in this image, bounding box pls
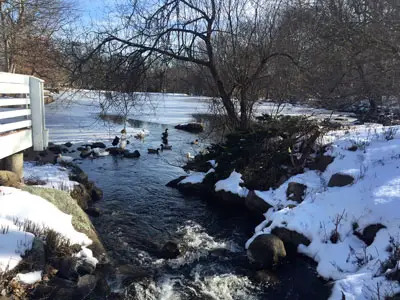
[21,186,106,258]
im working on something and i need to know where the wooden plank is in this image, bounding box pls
[0,82,30,94]
[0,72,30,84]
[0,129,32,160]
[0,73,30,94]
[0,98,30,106]
[0,109,31,120]
[30,77,46,151]
[0,120,31,133]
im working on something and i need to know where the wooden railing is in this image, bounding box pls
[0,72,48,159]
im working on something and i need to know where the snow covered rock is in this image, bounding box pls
[166,176,187,188]
[245,190,272,216]
[327,173,354,187]
[247,234,286,269]
[0,170,20,187]
[286,182,307,203]
[215,171,249,206]
[177,172,208,195]
[271,227,310,255]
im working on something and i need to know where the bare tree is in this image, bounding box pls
[94,0,296,130]
[0,0,75,77]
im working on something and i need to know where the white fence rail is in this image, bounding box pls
[0,72,48,159]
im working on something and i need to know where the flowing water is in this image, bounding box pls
[46,92,332,299]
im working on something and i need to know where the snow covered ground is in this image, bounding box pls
[180,124,400,299]
[236,124,400,299]
[0,187,94,273]
[23,162,78,191]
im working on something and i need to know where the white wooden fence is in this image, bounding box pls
[0,72,48,159]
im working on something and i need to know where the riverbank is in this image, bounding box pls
[171,119,400,299]
[0,159,107,299]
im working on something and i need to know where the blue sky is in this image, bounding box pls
[79,0,111,23]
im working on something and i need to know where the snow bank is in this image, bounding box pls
[24,162,78,192]
[247,125,400,299]
[0,187,92,272]
[215,171,249,197]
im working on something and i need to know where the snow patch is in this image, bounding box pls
[215,171,249,197]
[23,162,78,192]
[14,271,42,284]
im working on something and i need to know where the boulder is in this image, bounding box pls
[69,166,89,185]
[0,171,20,187]
[177,182,205,195]
[123,150,140,158]
[48,144,63,154]
[91,142,106,149]
[80,150,92,159]
[94,277,111,296]
[77,261,96,276]
[271,227,310,255]
[166,176,187,188]
[91,186,103,202]
[347,145,358,152]
[70,184,91,210]
[55,257,79,280]
[85,207,101,217]
[328,173,354,187]
[160,241,181,259]
[247,234,286,269]
[76,275,97,299]
[107,147,125,156]
[309,155,334,172]
[286,182,307,203]
[357,224,386,246]
[254,270,280,285]
[64,142,73,148]
[216,190,245,206]
[245,190,272,215]
[174,123,204,133]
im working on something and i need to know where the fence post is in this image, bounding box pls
[29,76,47,151]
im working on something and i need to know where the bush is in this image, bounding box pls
[186,115,324,190]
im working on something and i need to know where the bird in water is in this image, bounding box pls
[162,128,168,139]
[134,130,147,140]
[148,148,160,154]
[190,139,199,145]
[160,144,172,151]
[186,152,194,160]
[56,154,74,163]
[92,148,109,157]
[120,129,127,149]
[112,136,120,146]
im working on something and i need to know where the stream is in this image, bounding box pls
[46,92,333,299]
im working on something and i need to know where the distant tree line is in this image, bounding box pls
[1,0,399,129]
